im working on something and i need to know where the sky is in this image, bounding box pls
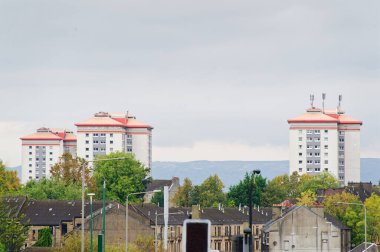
[0,0,379,167]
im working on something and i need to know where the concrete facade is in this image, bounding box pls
[20,128,77,184]
[288,106,362,185]
[262,206,351,252]
[75,112,153,169]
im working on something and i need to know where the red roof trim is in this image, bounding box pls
[22,144,60,146]
[287,120,338,123]
[75,123,125,127]
[20,138,62,141]
[290,126,338,130]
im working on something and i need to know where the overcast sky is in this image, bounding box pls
[0,0,379,167]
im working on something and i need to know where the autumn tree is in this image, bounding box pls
[323,191,363,245]
[199,174,226,207]
[50,153,92,186]
[364,193,380,243]
[173,178,193,207]
[296,190,317,206]
[93,152,150,203]
[0,161,20,195]
[227,172,266,207]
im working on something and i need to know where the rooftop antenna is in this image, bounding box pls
[310,94,315,108]
[338,94,342,112]
[322,93,326,113]
[126,110,129,118]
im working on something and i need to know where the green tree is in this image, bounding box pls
[189,185,201,206]
[199,175,226,207]
[50,153,92,187]
[297,172,340,194]
[20,178,82,200]
[262,174,291,207]
[151,190,164,207]
[364,193,380,243]
[33,228,52,247]
[173,178,193,207]
[323,192,363,245]
[227,173,266,207]
[0,200,28,252]
[93,152,150,203]
[0,161,20,195]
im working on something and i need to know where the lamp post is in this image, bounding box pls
[336,202,367,250]
[126,190,161,252]
[248,169,261,252]
[88,193,95,252]
[154,211,183,252]
[81,157,130,252]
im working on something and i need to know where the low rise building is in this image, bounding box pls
[262,206,351,252]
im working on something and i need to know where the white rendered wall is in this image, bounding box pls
[131,131,151,169]
[344,129,361,183]
[21,145,34,184]
[289,129,305,175]
[326,129,339,179]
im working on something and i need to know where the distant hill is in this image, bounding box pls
[8,158,379,187]
[152,158,380,189]
[5,165,22,181]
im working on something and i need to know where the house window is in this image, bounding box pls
[299,168,302,172]
[85,140,89,144]
[298,137,302,141]
[29,164,32,167]
[307,130,313,134]
[307,145,312,149]
[85,155,89,158]
[93,140,99,144]
[315,137,320,142]
[298,160,302,164]
[324,130,328,133]
[324,160,328,164]
[29,146,32,149]
[100,133,106,136]
[315,145,320,149]
[299,153,302,156]
[29,158,32,161]
[307,160,313,164]
[29,170,32,173]
[324,137,328,141]
[127,134,132,138]
[324,153,328,157]
[110,133,113,137]
[86,148,89,151]
[307,137,313,142]
[49,158,53,161]
[49,152,53,155]
[29,152,32,155]
[339,138,344,142]
[324,145,328,150]
[299,145,302,149]
[110,141,114,144]
[110,148,114,151]
[315,160,320,164]
[36,146,39,149]
[86,133,89,137]
[315,153,320,157]
[314,130,320,133]
[93,133,99,136]
[325,168,328,171]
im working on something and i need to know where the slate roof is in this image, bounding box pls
[131,204,272,226]
[20,200,105,226]
[1,196,27,216]
[146,180,173,191]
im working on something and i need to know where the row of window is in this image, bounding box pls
[29,146,54,150]
[28,151,54,155]
[86,140,113,144]
[86,133,112,137]
[299,167,328,172]
[28,157,53,162]
[299,160,329,164]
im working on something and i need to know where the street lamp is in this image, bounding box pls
[81,157,131,252]
[154,211,183,252]
[126,189,161,252]
[248,169,261,252]
[88,193,95,252]
[336,201,367,250]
